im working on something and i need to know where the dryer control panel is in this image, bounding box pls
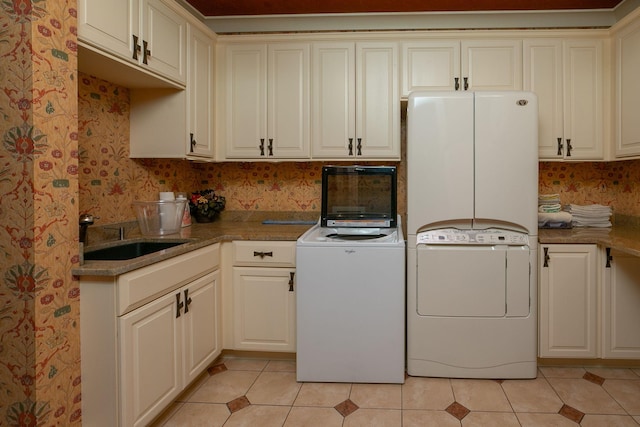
[417,228,529,245]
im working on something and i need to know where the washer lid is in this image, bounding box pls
[298,223,400,244]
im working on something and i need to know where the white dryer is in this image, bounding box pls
[407,229,537,378]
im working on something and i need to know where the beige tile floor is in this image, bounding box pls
[151,358,640,426]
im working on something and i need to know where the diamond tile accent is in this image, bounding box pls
[334,399,359,417]
[445,401,470,420]
[559,403,585,423]
[583,371,605,386]
[227,396,251,413]
[207,363,227,376]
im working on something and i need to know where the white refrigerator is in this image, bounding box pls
[406,92,539,378]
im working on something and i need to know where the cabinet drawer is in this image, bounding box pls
[117,243,220,315]
[233,241,296,267]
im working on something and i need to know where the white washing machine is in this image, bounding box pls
[296,219,406,383]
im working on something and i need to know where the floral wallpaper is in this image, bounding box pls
[0,0,81,425]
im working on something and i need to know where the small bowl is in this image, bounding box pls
[132,200,187,236]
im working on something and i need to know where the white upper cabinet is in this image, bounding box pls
[129,20,216,159]
[186,22,215,158]
[402,40,460,94]
[401,39,521,96]
[223,43,310,159]
[614,14,640,158]
[312,41,400,160]
[524,38,604,160]
[461,40,523,91]
[78,0,186,85]
[78,0,140,60]
[141,0,187,84]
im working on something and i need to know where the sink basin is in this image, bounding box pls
[84,240,190,261]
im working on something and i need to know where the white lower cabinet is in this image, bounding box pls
[119,286,181,427]
[539,244,598,358]
[602,248,640,358]
[539,243,640,360]
[232,267,296,352]
[80,244,221,427]
[229,241,296,352]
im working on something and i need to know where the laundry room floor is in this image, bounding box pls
[150,357,640,427]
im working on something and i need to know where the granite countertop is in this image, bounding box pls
[538,220,640,257]
[72,211,318,277]
[74,211,640,277]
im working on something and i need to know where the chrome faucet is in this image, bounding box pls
[79,213,95,245]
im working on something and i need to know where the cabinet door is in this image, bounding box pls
[183,270,221,384]
[602,249,640,359]
[563,40,603,159]
[78,0,139,61]
[267,43,310,158]
[356,42,400,159]
[461,40,522,91]
[141,0,186,84]
[523,39,564,159]
[119,291,181,427]
[187,23,215,158]
[311,42,356,158]
[539,244,598,358]
[401,40,460,96]
[615,19,640,157]
[225,44,268,158]
[232,267,296,352]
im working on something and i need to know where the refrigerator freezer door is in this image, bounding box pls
[474,92,538,234]
[407,92,474,232]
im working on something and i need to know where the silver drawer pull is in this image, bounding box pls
[253,251,273,259]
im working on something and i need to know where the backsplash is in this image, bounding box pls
[79,73,640,224]
[538,161,640,217]
[78,73,405,224]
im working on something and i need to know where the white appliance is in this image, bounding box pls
[407,91,538,379]
[296,218,405,383]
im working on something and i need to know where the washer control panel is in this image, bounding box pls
[417,228,529,246]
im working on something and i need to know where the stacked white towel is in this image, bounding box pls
[538,194,561,213]
[568,204,612,228]
[538,194,572,228]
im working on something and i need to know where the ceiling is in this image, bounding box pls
[185,0,623,17]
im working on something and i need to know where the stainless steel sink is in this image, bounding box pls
[83,240,190,261]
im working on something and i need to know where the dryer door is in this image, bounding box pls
[416,245,507,317]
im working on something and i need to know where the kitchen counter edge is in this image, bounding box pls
[72,220,314,277]
[538,222,640,258]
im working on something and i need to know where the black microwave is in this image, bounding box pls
[321,166,397,228]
